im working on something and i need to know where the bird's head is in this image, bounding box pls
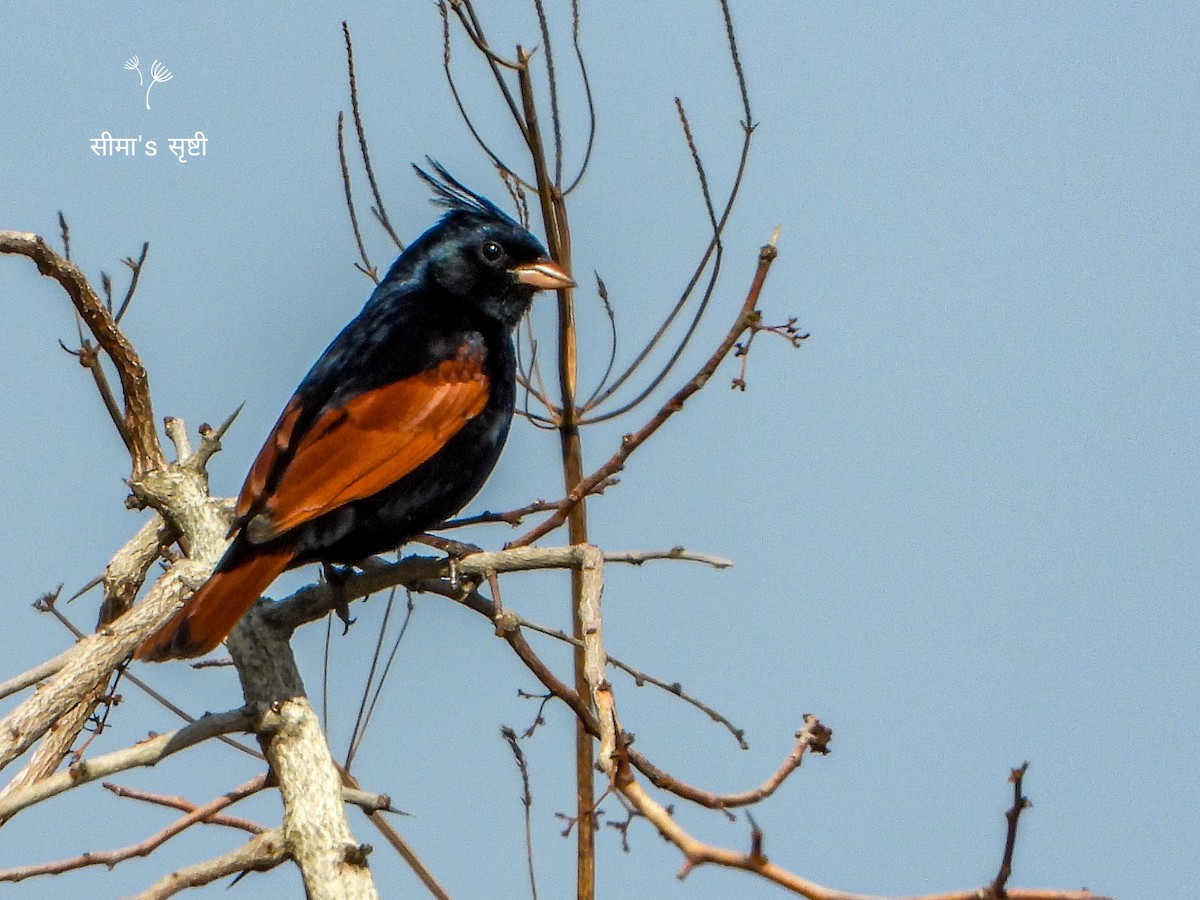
[414,162,574,328]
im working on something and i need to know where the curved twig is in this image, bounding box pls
[1,230,165,476]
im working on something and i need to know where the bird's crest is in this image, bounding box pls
[414,159,516,225]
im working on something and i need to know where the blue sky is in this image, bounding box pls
[1,4,1196,898]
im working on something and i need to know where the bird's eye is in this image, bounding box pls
[479,240,504,263]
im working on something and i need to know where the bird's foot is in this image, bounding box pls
[322,562,357,634]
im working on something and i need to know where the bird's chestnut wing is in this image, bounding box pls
[234,343,489,544]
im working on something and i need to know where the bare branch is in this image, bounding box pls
[511,236,780,547]
[0,776,270,883]
[115,241,149,324]
[532,0,563,186]
[993,762,1032,896]
[104,780,267,834]
[562,0,596,195]
[0,706,259,823]
[338,111,378,283]
[0,230,165,476]
[339,766,451,900]
[502,726,540,900]
[439,2,523,176]
[130,829,287,899]
[341,21,402,250]
[0,650,74,702]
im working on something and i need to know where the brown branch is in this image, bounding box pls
[341,21,402,250]
[1,230,165,476]
[441,498,566,529]
[630,716,828,811]
[562,0,595,195]
[510,234,779,548]
[338,110,378,282]
[0,776,271,883]
[510,607,747,749]
[449,0,527,73]
[338,766,451,900]
[60,338,132,452]
[114,241,150,324]
[993,762,1032,897]
[439,3,523,177]
[532,0,563,186]
[104,780,267,834]
[502,726,540,900]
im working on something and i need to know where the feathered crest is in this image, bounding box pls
[413,158,515,225]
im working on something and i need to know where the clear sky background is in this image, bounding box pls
[1,4,1196,898]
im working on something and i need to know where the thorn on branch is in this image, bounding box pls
[745,809,765,864]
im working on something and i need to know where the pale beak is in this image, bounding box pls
[510,258,575,291]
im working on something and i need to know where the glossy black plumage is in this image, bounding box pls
[137,164,572,660]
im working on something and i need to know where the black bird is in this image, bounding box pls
[137,163,573,660]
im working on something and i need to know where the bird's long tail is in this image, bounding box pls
[135,542,294,661]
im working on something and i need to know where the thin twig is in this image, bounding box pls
[992,762,1032,897]
[57,211,71,260]
[532,0,563,186]
[581,97,727,421]
[346,589,417,769]
[114,241,149,324]
[441,498,562,529]
[562,0,596,195]
[342,20,402,250]
[511,235,780,548]
[502,726,539,900]
[104,780,267,834]
[512,611,747,749]
[440,2,521,176]
[338,110,378,282]
[0,775,272,882]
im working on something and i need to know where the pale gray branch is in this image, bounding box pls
[0,651,72,702]
[0,706,258,824]
[227,605,379,899]
[129,828,288,899]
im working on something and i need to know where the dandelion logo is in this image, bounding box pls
[146,60,173,109]
[124,55,143,86]
[124,55,172,109]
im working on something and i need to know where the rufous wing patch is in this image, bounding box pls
[244,347,489,543]
[234,394,307,529]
